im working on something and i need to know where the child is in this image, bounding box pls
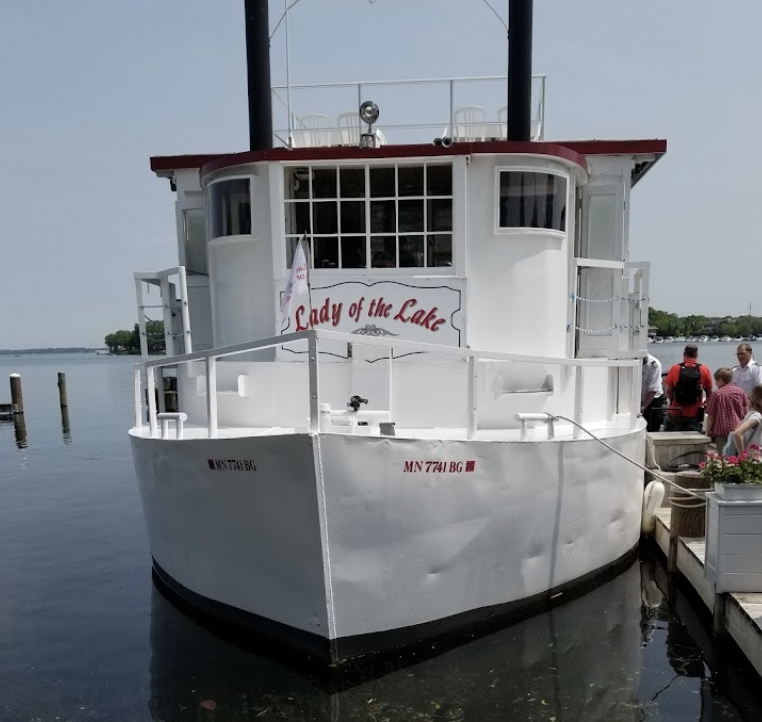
[730,384,762,456]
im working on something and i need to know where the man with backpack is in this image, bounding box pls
[664,344,713,432]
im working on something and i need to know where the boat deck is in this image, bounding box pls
[654,509,762,678]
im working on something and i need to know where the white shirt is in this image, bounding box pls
[731,359,762,397]
[642,354,663,404]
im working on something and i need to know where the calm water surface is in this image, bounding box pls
[1,353,761,721]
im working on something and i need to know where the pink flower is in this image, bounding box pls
[699,462,706,469]
[751,444,761,451]
[727,456,739,464]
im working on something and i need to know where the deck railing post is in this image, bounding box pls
[467,355,478,439]
[146,365,158,437]
[308,332,319,432]
[206,356,218,439]
[177,265,193,354]
[134,365,143,431]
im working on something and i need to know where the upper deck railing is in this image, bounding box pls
[271,74,546,149]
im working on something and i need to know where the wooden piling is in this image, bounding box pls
[57,372,68,408]
[9,373,23,414]
[668,469,712,573]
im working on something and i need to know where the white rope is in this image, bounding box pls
[548,413,706,502]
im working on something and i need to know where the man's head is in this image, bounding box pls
[684,344,698,360]
[714,367,733,388]
[736,344,753,368]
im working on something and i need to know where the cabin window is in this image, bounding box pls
[284,162,453,269]
[182,208,207,275]
[497,171,567,232]
[209,178,252,238]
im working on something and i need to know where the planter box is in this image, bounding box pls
[714,482,762,501]
[705,490,762,593]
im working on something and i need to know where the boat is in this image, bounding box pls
[129,0,666,663]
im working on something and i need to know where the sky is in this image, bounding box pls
[1,0,760,348]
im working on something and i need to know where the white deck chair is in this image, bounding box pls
[291,113,333,148]
[451,105,488,142]
[498,106,543,140]
[498,106,508,139]
[336,112,361,146]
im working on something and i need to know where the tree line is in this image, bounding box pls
[104,321,165,354]
[649,309,762,338]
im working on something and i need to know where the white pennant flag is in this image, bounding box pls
[281,237,309,321]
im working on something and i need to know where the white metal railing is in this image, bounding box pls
[572,258,651,354]
[134,266,193,359]
[271,74,546,148]
[133,329,640,441]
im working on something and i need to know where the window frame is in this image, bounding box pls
[283,160,454,274]
[206,175,254,240]
[493,166,569,236]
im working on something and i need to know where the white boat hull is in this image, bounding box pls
[130,426,645,662]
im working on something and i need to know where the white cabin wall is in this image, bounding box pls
[464,155,579,358]
[208,165,276,348]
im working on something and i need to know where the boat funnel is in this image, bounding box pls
[506,0,533,142]
[244,0,273,151]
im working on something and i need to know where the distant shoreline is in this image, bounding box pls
[0,348,101,355]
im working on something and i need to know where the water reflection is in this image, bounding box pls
[149,562,647,721]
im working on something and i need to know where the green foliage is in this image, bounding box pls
[700,448,762,485]
[105,320,165,354]
[649,307,762,338]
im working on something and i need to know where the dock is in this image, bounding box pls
[649,429,762,679]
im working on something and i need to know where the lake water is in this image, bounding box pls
[647,342,749,374]
[1,353,761,721]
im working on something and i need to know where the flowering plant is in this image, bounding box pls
[700,445,762,485]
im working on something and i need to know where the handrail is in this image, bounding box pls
[140,328,640,370]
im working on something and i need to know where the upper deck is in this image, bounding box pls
[270,74,546,148]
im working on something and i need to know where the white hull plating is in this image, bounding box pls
[131,424,645,661]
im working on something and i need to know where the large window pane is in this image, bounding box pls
[427,199,452,231]
[399,235,424,267]
[284,201,311,235]
[313,201,338,234]
[398,166,424,196]
[498,171,567,231]
[427,234,452,267]
[183,208,207,275]
[209,179,251,238]
[312,167,337,198]
[371,236,397,267]
[399,200,424,232]
[370,200,396,233]
[314,236,338,269]
[340,167,365,198]
[284,167,310,200]
[370,167,395,197]
[427,165,452,195]
[340,201,366,233]
[341,236,366,268]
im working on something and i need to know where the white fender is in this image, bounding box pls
[641,480,665,535]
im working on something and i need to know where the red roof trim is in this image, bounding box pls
[149,139,667,177]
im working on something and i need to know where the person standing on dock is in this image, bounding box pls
[664,344,713,432]
[731,344,762,398]
[641,353,666,432]
[704,367,748,451]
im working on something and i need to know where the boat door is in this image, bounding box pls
[575,183,625,356]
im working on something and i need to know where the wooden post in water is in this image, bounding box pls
[9,373,23,414]
[57,372,68,408]
[668,469,711,573]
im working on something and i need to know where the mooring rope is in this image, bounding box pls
[546,413,706,506]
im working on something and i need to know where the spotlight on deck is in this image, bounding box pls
[359,101,380,148]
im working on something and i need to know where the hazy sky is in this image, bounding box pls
[1,0,759,348]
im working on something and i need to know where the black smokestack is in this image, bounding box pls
[507,0,533,142]
[244,0,273,151]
